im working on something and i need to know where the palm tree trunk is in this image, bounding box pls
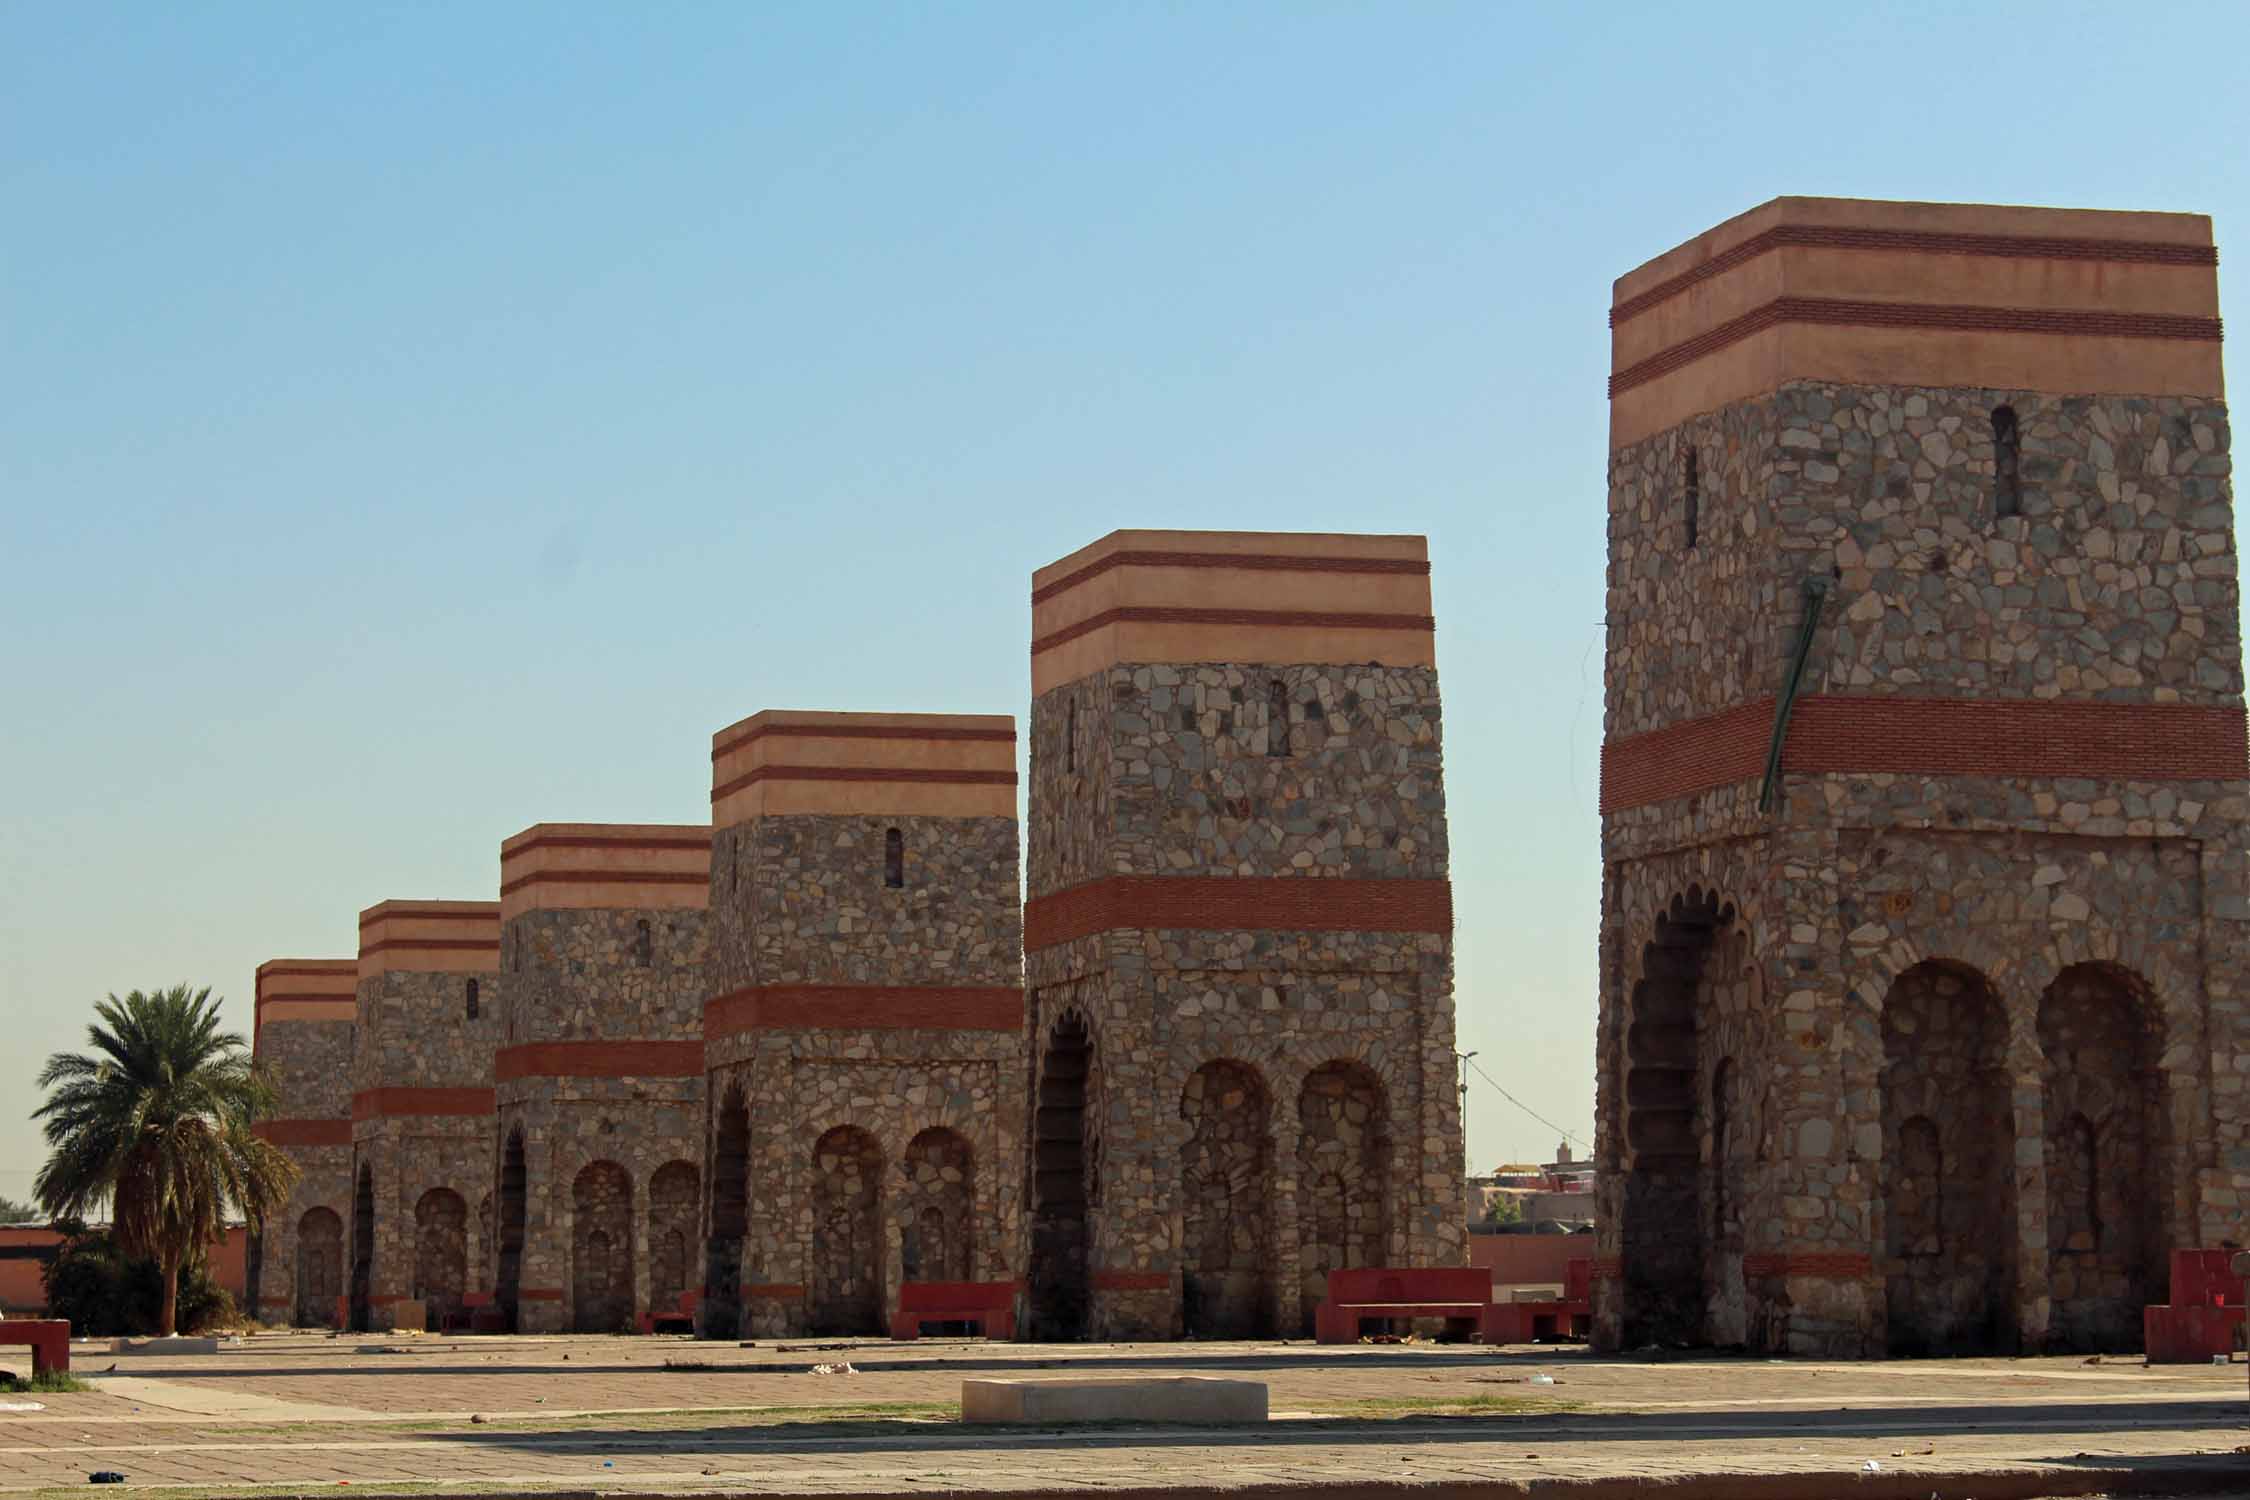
[160,1248,181,1337]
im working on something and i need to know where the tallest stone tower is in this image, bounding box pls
[1024,530,1464,1341]
[1595,197,2245,1357]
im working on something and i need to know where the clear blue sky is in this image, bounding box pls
[3,2,2245,1200]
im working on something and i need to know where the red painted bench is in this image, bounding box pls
[1485,1257,1592,1344]
[1314,1268,1496,1344]
[0,1320,70,1377]
[640,1291,698,1335]
[441,1292,493,1333]
[890,1281,1016,1340]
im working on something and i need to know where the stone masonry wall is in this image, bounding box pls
[1026,661,1464,1341]
[251,1015,353,1327]
[703,812,1025,1340]
[1597,379,2248,1357]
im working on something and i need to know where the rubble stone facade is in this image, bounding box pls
[1023,530,1466,1340]
[347,901,501,1332]
[492,825,710,1333]
[248,959,357,1327]
[699,711,1026,1339]
[1594,197,2245,1356]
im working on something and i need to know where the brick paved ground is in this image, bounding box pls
[5,1333,2250,1497]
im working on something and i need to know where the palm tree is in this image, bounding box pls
[32,986,299,1335]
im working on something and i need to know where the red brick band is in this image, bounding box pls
[253,1119,353,1148]
[503,833,712,857]
[358,938,500,956]
[1091,1271,1171,1291]
[1031,606,1436,658]
[1610,296,2224,398]
[743,1283,806,1299]
[712,722,1016,762]
[498,868,711,897]
[1026,875,1453,952]
[495,1040,705,1081]
[708,764,1018,805]
[1600,695,2250,814]
[351,1087,497,1121]
[705,985,1024,1036]
[1742,1252,1874,1279]
[1032,550,1431,606]
[256,993,357,1014]
[357,907,498,929]
[1610,223,2219,328]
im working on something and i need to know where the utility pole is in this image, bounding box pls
[1456,1049,1478,1225]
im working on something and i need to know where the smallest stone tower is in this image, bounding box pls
[492,824,710,1333]
[347,901,500,1332]
[700,710,1026,1339]
[248,958,357,1328]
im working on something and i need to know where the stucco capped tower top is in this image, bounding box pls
[1595,196,2241,1360]
[248,958,356,1327]
[491,823,710,1334]
[701,710,1025,1341]
[1025,529,1463,1343]
[345,901,500,1332]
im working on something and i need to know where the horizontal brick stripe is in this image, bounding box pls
[252,1119,353,1148]
[357,906,498,929]
[358,938,500,955]
[708,764,1019,805]
[743,1283,806,1299]
[1742,1251,1875,1279]
[1609,296,2224,398]
[495,1040,705,1081]
[1026,875,1453,951]
[1091,1271,1171,1291]
[704,985,1024,1037]
[256,962,355,979]
[1033,606,1435,659]
[256,993,359,1013]
[502,832,712,857]
[1031,549,1431,606]
[1611,223,2219,327]
[498,868,711,897]
[711,721,1016,762]
[351,1087,496,1121]
[1601,695,2250,813]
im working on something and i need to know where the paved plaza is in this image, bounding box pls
[6,1333,2250,1498]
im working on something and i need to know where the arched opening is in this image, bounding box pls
[899,1127,974,1284]
[647,1160,699,1315]
[412,1187,468,1331]
[1619,889,1730,1347]
[571,1160,635,1332]
[1993,405,2022,519]
[296,1206,343,1328]
[1267,679,1291,757]
[496,1130,527,1331]
[808,1126,884,1334]
[702,1086,750,1338]
[349,1163,375,1332]
[884,827,905,889]
[1684,448,1701,549]
[2040,962,2165,1351]
[1182,1059,1272,1338]
[1029,1011,1096,1340]
[1882,959,2015,1355]
[1297,1059,1390,1330]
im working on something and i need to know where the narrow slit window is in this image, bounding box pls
[1065,700,1076,775]
[1684,449,1700,550]
[1992,405,2022,519]
[1267,678,1290,757]
[465,978,479,1021]
[633,918,652,968]
[884,826,905,889]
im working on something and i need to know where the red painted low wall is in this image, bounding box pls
[1470,1232,1591,1288]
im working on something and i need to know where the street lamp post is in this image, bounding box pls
[1456,1049,1478,1223]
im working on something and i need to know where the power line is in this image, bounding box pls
[1466,1057,1586,1152]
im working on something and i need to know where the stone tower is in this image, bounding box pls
[1023,529,1464,1341]
[1595,197,2244,1357]
[699,710,1025,1339]
[491,824,709,1333]
[346,901,500,1332]
[248,958,356,1327]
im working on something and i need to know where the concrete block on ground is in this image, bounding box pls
[962,1376,1267,1425]
[110,1336,219,1355]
